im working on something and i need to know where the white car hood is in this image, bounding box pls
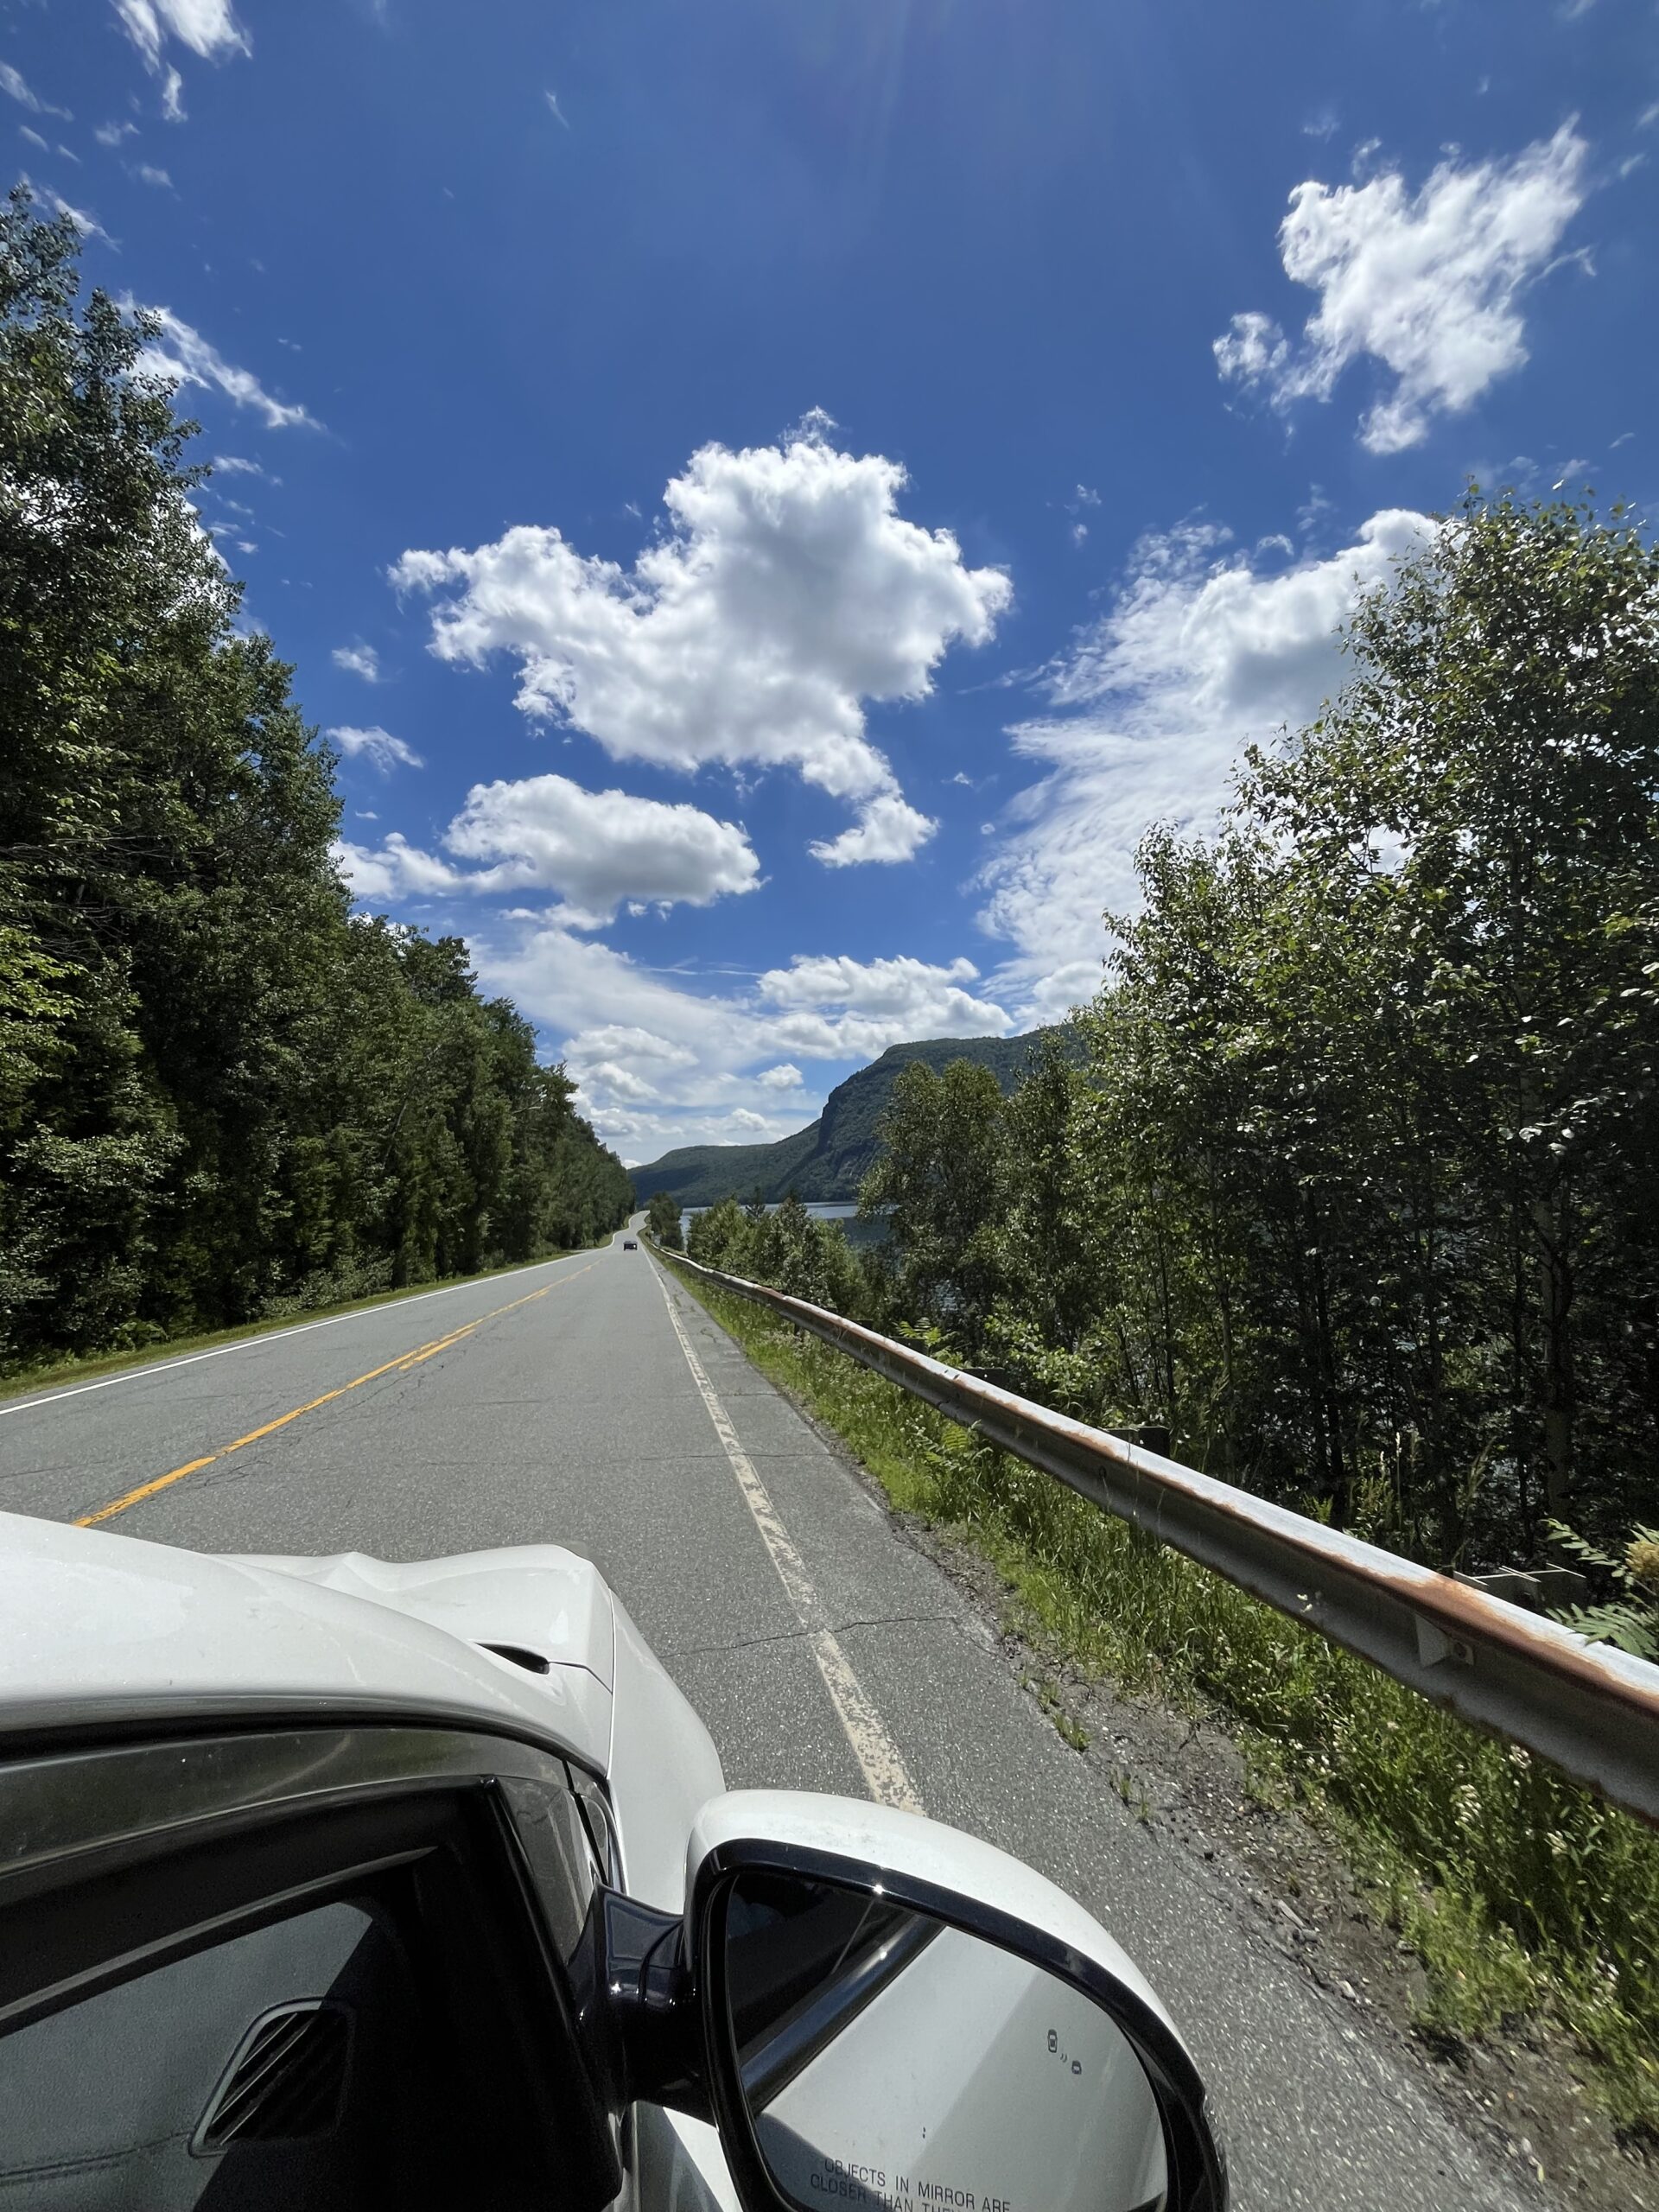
[0,1512,613,1773]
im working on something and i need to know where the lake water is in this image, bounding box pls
[680,1199,888,1251]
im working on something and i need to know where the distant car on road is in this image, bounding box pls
[0,1511,1226,2210]
[623,1236,638,1249]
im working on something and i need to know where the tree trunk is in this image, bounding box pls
[1533,1191,1575,1518]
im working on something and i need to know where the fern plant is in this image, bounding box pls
[1546,1520,1659,1660]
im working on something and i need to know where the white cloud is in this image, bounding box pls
[332,639,382,682]
[809,791,936,866]
[459,924,1017,1158]
[756,954,1014,1054]
[757,1063,804,1090]
[134,304,320,429]
[113,2,250,68]
[161,68,185,122]
[1,64,69,119]
[544,89,569,129]
[391,418,1007,864]
[135,164,172,188]
[341,773,761,927]
[980,508,1433,1013]
[18,126,48,152]
[327,724,423,773]
[1216,124,1590,451]
[95,121,138,146]
[212,454,268,478]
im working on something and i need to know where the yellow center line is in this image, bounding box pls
[75,1260,600,1528]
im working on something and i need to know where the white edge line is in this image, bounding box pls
[651,1259,923,1815]
[0,1247,608,1421]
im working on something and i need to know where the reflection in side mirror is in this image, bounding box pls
[718,1870,1170,2212]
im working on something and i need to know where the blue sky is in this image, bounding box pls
[8,3,1656,1162]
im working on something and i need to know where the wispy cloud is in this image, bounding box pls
[0,63,70,120]
[112,1,250,70]
[133,303,321,429]
[543,88,569,129]
[327,724,423,774]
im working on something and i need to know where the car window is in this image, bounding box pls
[0,1731,625,2212]
[0,1891,447,2209]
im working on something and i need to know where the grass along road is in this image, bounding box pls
[657,1250,1659,2188]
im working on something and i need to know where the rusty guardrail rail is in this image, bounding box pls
[658,1245,1659,1827]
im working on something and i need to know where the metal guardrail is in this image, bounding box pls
[658,1244,1659,1827]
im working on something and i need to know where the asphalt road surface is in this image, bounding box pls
[0,1229,1545,2212]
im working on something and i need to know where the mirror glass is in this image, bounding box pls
[721,1870,1169,2212]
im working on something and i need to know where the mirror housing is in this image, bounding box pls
[577,1793,1224,2212]
[683,1793,1226,2212]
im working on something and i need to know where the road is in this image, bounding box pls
[0,1229,1544,2212]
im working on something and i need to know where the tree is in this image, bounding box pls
[647,1191,683,1249]
[0,193,633,1370]
[860,1058,1007,1349]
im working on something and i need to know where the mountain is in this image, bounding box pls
[628,1030,1065,1207]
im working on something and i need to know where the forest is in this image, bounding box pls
[0,194,632,1376]
[687,487,1659,1620]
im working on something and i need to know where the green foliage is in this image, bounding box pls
[674,1267,1659,2133]
[1548,1519,1659,1659]
[839,492,1659,1567]
[646,1191,683,1249]
[0,194,632,1370]
[686,1191,874,1314]
[859,1057,1009,1351]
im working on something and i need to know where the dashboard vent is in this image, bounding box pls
[194,2001,351,2151]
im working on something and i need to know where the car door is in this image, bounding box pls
[0,1720,626,2212]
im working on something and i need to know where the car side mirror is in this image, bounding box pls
[588,1792,1226,2212]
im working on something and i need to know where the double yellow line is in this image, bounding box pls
[77,1262,596,1529]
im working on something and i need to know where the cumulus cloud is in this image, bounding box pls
[134,304,320,429]
[332,639,382,682]
[753,954,1014,1060]
[809,792,937,866]
[1,64,69,119]
[391,418,1008,863]
[448,924,1017,1159]
[340,773,761,928]
[113,2,250,68]
[327,725,423,773]
[980,508,1433,1013]
[1216,124,1590,451]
